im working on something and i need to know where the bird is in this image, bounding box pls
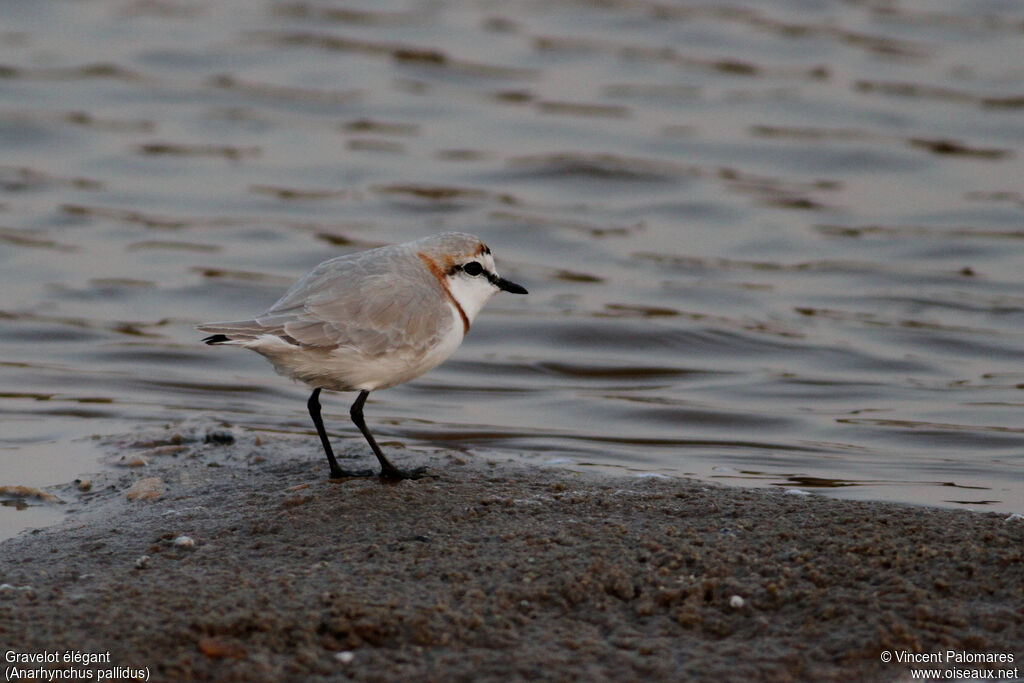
[197,232,528,480]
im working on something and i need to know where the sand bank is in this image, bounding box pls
[1,428,1021,681]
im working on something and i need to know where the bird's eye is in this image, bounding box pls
[463,261,483,276]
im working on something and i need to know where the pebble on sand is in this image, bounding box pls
[0,485,60,503]
[125,477,164,501]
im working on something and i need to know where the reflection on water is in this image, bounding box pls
[2,0,1024,538]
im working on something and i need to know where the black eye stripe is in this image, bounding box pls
[449,260,497,280]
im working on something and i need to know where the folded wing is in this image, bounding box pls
[199,245,452,357]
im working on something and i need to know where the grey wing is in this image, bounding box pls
[256,246,452,356]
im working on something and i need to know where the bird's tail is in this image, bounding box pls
[196,320,265,345]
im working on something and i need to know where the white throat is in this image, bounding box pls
[446,274,497,325]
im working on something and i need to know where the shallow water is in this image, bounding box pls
[2,0,1024,538]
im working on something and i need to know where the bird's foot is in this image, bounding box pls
[328,468,377,480]
[378,465,430,481]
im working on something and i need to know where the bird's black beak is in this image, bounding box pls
[494,275,528,294]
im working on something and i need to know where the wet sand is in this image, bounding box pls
[1,428,1021,682]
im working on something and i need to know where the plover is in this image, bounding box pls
[198,232,528,480]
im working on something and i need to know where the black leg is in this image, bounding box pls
[349,390,427,480]
[308,388,374,479]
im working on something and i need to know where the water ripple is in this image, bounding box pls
[2,0,1023,534]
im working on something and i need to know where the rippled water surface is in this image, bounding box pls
[3,0,1024,537]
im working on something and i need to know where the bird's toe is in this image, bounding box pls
[378,465,431,481]
[328,468,377,480]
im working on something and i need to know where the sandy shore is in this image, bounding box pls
[1,426,1021,682]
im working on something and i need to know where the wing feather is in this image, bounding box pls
[254,244,452,355]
